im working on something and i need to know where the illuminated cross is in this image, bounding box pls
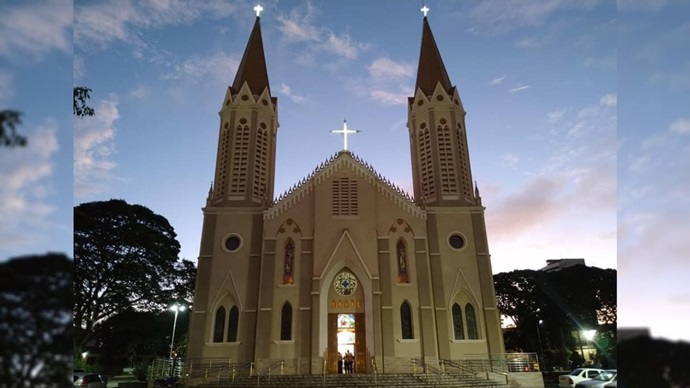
[331,119,360,151]
[421,5,430,17]
[254,4,263,17]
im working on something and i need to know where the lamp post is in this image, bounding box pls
[169,304,186,359]
[536,320,544,364]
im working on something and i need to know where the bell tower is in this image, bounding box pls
[188,11,278,361]
[210,14,278,207]
[408,16,476,207]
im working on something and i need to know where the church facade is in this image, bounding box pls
[187,11,505,374]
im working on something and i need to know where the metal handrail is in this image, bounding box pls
[371,357,378,387]
[322,359,327,387]
[255,360,284,386]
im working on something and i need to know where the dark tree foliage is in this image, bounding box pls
[0,110,27,147]
[73,87,95,118]
[0,254,72,387]
[494,265,617,369]
[92,309,190,373]
[73,199,194,358]
[618,336,690,387]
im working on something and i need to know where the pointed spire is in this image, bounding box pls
[415,15,453,96]
[231,15,270,95]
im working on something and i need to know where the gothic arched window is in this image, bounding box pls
[283,239,295,284]
[465,303,478,339]
[227,305,239,342]
[396,239,409,283]
[452,303,465,340]
[400,301,414,339]
[213,306,226,343]
[280,302,292,340]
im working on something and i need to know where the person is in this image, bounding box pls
[345,350,354,374]
[337,352,343,374]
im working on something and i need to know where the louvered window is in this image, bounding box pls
[332,177,358,216]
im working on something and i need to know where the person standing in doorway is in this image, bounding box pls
[337,352,343,374]
[345,350,354,374]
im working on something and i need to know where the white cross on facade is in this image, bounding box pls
[421,5,430,17]
[331,119,360,151]
[254,4,263,17]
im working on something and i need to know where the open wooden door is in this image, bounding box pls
[354,312,366,373]
[328,313,338,373]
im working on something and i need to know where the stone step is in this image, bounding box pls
[187,372,503,388]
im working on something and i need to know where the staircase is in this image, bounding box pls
[188,372,503,387]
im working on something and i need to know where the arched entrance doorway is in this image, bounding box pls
[327,268,366,374]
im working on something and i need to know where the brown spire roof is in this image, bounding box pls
[414,17,453,96]
[231,17,270,95]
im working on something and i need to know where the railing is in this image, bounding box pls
[149,358,185,379]
[411,358,443,385]
[370,357,378,387]
[322,359,327,387]
[176,357,254,384]
[255,360,284,386]
[462,353,540,373]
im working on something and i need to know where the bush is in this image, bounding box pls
[132,362,149,381]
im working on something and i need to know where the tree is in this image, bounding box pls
[494,266,617,369]
[73,199,192,358]
[0,110,26,147]
[73,87,95,118]
[0,254,72,387]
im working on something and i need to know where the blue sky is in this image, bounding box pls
[69,0,618,279]
[617,0,690,342]
[0,0,73,259]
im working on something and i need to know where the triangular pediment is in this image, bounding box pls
[319,229,372,281]
[264,151,425,220]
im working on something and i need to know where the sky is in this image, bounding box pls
[0,0,73,259]
[617,0,690,343]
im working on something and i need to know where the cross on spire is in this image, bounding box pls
[330,119,360,151]
[420,5,430,18]
[254,4,263,17]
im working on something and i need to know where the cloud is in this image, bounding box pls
[502,153,519,167]
[599,94,617,107]
[0,0,72,61]
[466,0,598,33]
[486,176,568,238]
[276,8,320,43]
[74,95,120,198]
[0,121,60,253]
[490,75,506,85]
[584,55,616,72]
[670,119,690,134]
[369,90,408,105]
[546,109,567,123]
[75,0,237,49]
[278,83,306,104]
[515,38,542,49]
[160,52,240,83]
[368,58,414,80]
[276,5,369,61]
[509,85,531,93]
[74,55,86,84]
[130,86,148,100]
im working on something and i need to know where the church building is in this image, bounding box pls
[187,7,505,374]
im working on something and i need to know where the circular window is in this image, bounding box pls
[439,118,447,125]
[225,100,230,106]
[224,235,241,252]
[241,95,249,101]
[420,122,427,130]
[260,122,267,129]
[417,100,424,106]
[239,118,247,125]
[448,234,465,250]
[334,272,358,296]
[262,99,268,106]
[224,122,229,129]
[436,95,444,101]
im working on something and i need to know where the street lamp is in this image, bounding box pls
[169,304,186,359]
[536,320,544,369]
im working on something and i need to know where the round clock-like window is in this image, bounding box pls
[334,272,357,296]
[224,235,241,252]
[448,234,465,250]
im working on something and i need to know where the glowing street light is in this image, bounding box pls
[169,304,186,359]
[583,330,597,341]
